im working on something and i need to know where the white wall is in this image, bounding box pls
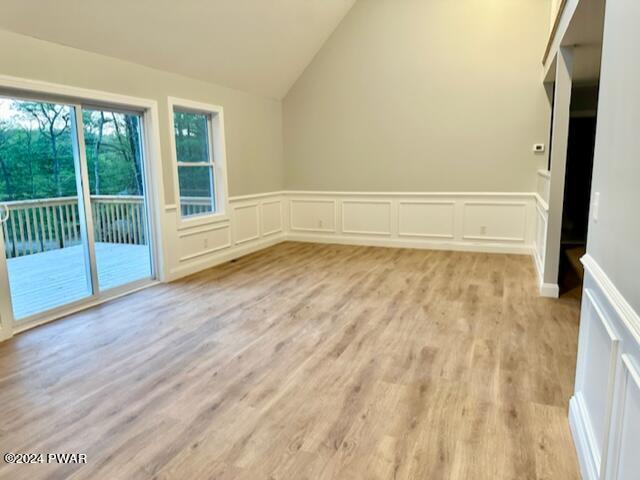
[569,1,640,478]
[283,0,551,192]
[585,2,640,316]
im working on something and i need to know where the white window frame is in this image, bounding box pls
[168,97,229,229]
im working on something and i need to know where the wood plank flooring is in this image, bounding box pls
[0,242,581,479]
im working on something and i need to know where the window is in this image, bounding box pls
[170,99,227,221]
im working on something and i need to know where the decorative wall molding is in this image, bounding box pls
[537,169,551,208]
[166,190,551,282]
[570,396,599,480]
[581,254,640,344]
[397,200,455,239]
[606,354,640,479]
[571,289,621,478]
[461,201,527,242]
[177,224,231,263]
[341,200,393,236]
[570,254,640,480]
[167,192,285,280]
[289,199,337,233]
[533,191,556,297]
[261,200,283,237]
[170,232,284,280]
[232,203,261,245]
[285,191,536,255]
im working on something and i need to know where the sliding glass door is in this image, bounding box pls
[82,107,152,291]
[0,96,154,323]
[0,98,93,319]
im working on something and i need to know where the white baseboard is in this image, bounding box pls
[532,238,558,297]
[569,395,599,480]
[540,282,560,298]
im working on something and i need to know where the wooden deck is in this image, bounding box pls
[7,242,152,319]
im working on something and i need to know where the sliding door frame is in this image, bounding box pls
[71,104,101,296]
[0,74,167,338]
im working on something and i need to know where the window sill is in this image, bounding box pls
[176,212,230,231]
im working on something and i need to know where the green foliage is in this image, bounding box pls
[0,100,144,202]
[83,108,144,196]
[0,102,75,201]
[174,111,210,164]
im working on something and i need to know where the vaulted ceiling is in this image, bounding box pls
[0,0,356,99]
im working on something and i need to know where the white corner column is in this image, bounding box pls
[543,47,573,296]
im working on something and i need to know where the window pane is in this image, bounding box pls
[173,111,210,163]
[83,110,145,196]
[178,166,215,217]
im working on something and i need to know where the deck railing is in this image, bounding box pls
[1,195,210,258]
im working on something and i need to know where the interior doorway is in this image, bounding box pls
[558,85,599,297]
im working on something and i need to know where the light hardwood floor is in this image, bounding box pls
[0,242,581,479]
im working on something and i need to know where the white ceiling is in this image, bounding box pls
[0,0,356,99]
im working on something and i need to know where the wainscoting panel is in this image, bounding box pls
[261,200,283,236]
[606,356,640,480]
[167,192,286,280]
[537,169,551,205]
[534,204,547,269]
[233,203,260,245]
[286,192,535,254]
[177,224,232,263]
[342,200,392,236]
[290,199,337,233]
[398,201,455,239]
[570,255,640,480]
[462,202,527,242]
[533,192,552,297]
[167,191,544,280]
[571,289,620,477]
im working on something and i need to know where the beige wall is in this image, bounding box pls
[283,0,551,192]
[586,0,640,313]
[0,29,284,198]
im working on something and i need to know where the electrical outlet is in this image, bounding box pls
[318,220,323,228]
[480,226,487,235]
[533,143,545,153]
